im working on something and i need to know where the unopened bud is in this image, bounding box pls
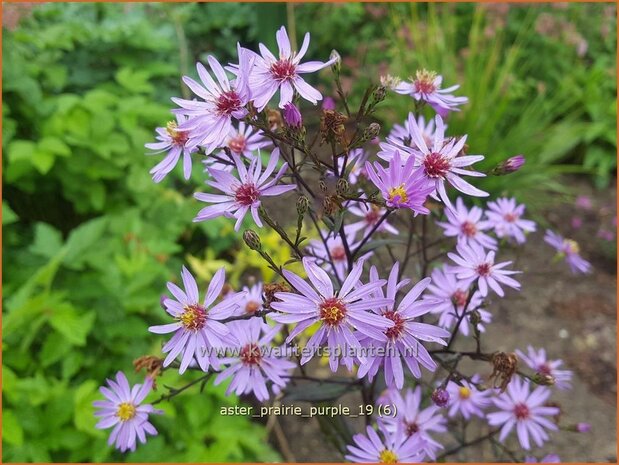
[330,49,341,74]
[469,309,481,326]
[296,196,309,215]
[576,422,591,433]
[372,85,387,104]
[362,122,380,142]
[532,372,555,386]
[243,230,262,251]
[336,178,350,196]
[431,387,450,407]
[283,102,302,129]
[492,155,525,176]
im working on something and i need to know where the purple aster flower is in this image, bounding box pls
[357,263,450,389]
[149,266,244,374]
[576,422,591,433]
[93,372,162,453]
[194,148,297,231]
[214,319,295,401]
[437,197,498,250]
[365,150,435,214]
[145,115,198,183]
[172,47,254,153]
[220,122,270,159]
[337,148,369,184]
[380,386,447,460]
[269,257,394,372]
[234,282,264,316]
[392,69,468,115]
[408,114,488,209]
[345,203,399,237]
[485,197,537,244]
[445,374,492,420]
[525,454,561,463]
[282,102,303,128]
[515,346,572,390]
[424,266,492,336]
[248,26,337,110]
[448,242,521,297]
[306,230,372,283]
[345,424,426,463]
[544,230,592,274]
[487,377,559,450]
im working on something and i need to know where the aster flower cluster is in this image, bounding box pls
[95,25,591,460]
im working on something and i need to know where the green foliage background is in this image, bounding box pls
[2,3,616,462]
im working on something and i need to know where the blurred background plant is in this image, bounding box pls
[2,2,616,462]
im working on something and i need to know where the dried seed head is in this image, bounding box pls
[488,351,519,392]
[263,282,291,309]
[320,110,347,145]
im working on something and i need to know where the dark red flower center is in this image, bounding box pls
[504,212,519,223]
[240,343,262,366]
[452,289,469,308]
[383,310,405,340]
[216,90,243,116]
[405,421,420,436]
[179,304,207,331]
[228,134,247,154]
[423,152,451,178]
[414,69,438,94]
[365,207,381,225]
[538,363,552,375]
[319,297,347,327]
[270,59,297,82]
[475,262,492,277]
[514,402,530,420]
[330,245,347,262]
[461,221,477,237]
[235,183,261,206]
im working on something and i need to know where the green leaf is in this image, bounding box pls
[74,380,104,436]
[2,201,18,225]
[29,222,63,258]
[48,303,96,346]
[63,217,108,267]
[39,137,71,157]
[3,410,24,446]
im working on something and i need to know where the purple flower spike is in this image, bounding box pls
[145,115,197,183]
[544,229,592,274]
[448,242,521,297]
[248,26,338,110]
[365,150,435,214]
[487,377,559,450]
[270,257,394,372]
[393,69,468,114]
[149,266,244,374]
[93,372,162,453]
[345,423,426,463]
[194,148,297,231]
[172,46,254,153]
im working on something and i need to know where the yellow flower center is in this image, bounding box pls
[379,449,399,464]
[116,402,136,422]
[388,184,408,204]
[564,239,580,254]
[166,121,179,138]
[459,386,471,399]
[179,304,207,331]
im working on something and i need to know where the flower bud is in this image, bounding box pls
[361,122,380,142]
[532,372,556,386]
[336,178,350,196]
[469,309,481,326]
[243,230,262,251]
[492,155,525,175]
[296,195,309,215]
[283,102,302,129]
[330,49,341,74]
[431,387,450,407]
[372,85,387,104]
